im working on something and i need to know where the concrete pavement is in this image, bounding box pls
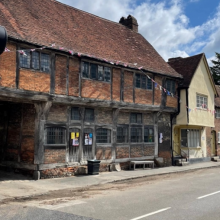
[0,161,220,202]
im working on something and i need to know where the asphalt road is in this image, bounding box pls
[1,167,220,220]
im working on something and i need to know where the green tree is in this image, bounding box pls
[210,52,220,85]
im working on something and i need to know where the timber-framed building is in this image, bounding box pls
[0,0,182,178]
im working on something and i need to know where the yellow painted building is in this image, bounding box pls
[168,53,217,163]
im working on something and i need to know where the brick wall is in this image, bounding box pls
[154,76,162,105]
[112,68,121,102]
[81,79,111,100]
[166,96,178,108]
[55,55,67,95]
[206,127,211,157]
[47,105,68,122]
[96,109,112,124]
[215,117,220,156]
[68,57,79,97]
[158,113,172,166]
[116,146,129,159]
[143,113,154,124]
[117,112,130,124]
[4,103,35,164]
[44,149,66,164]
[124,71,133,103]
[19,69,50,92]
[96,147,112,160]
[135,89,153,105]
[143,145,154,156]
[0,42,16,88]
[130,146,142,158]
[20,104,35,164]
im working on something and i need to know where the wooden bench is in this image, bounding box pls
[130,161,154,170]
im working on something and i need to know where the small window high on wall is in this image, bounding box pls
[82,61,111,82]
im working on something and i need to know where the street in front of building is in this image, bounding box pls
[1,166,220,220]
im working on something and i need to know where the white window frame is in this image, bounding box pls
[218,132,220,143]
[196,94,208,109]
[181,129,201,148]
[216,109,220,118]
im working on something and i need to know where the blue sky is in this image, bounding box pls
[57,0,220,65]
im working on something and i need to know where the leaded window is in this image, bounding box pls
[82,62,111,82]
[196,94,208,109]
[130,127,142,143]
[117,126,128,143]
[20,49,50,73]
[135,74,152,90]
[85,108,94,122]
[71,107,80,120]
[20,51,31,68]
[46,127,65,144]
[166,79,176,94]
[130,113,142,124]
[96,128,111,143]
[144,126,154,142]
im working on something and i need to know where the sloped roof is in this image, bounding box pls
[215,85,220,107]
[167,53,204,87]
[0,0,182,78]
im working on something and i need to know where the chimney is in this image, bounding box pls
[119,15,138,32]
[168,57,183,62]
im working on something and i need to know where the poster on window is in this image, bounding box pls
[73,138,79,146]
[71,132,75,139]
[85,133,89,145]
[84,133,92,145]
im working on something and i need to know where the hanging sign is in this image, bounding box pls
[71,132,75,139]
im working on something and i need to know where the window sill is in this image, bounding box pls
[20,67,50,74]
[81,77,111,84]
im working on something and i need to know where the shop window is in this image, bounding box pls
[71,107,80,120]
[117,126,128,143]
[196,94,207,109]
[144,126,154,142]
[96,128,111,143]
[135,74,152,90]
[130,113,142,123]
[166,79,176,94]
[130,127,142,143]
[20,49,50,73]
[181,129,200,147]
[85,108,94,122]
[46,127,65,144]
[82,61,111,82]
[216,109,220,118]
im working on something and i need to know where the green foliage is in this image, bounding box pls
[210,52,220,85]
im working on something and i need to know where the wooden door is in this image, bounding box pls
[69,128,80,162]
[83,128,93,160]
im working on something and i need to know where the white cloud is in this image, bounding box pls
[57,0,220,62]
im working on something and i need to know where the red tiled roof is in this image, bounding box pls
[215,85,220,107]
[167,53,204,87]
[0,0,182,78]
